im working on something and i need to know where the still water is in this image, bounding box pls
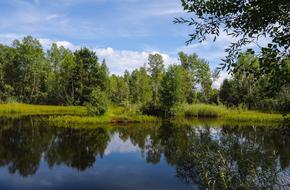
[0,117,289,190]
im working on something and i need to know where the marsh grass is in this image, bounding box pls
[47,104,159,127]
[223,111,284,123]
[0,103,86,116]
[176,103,287,123]
[0,103,286,127]
[176,103,229,118]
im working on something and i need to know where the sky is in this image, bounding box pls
[0,0,234,87]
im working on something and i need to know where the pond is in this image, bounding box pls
[0,117,289,189]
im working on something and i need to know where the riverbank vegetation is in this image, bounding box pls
[0,103,86,116]
[175,104,286,123]
[0,103,159,124]
[0,36,289,125]
[0,103,286,127]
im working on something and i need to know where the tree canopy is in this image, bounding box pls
[0,36,288,115]
[174,0,290,83]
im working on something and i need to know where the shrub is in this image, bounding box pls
[141,102,164,117]
[86,88,108,116]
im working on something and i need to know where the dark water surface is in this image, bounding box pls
[0,117,289,190]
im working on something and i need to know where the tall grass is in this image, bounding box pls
[176,103,287,123]
[223,111,284,123]
[48,105,159,127]
[0,103,86,116]
[0,103,286,127]
[176,103,229,118]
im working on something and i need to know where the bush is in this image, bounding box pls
[0,84,15,102]
[86,88,108,116]
[141,102,164,117]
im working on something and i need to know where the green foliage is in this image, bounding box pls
[219,52,290,112]
[147,53,165,106]
[0,37,110,106]
[110,74,130,105]
[47,43,77,105]
[0,35,287,118]
[129,67,152,105]
[160,65,188,114]
[73,48,100,104]
[86,87,109,116]
[178,52,214,103]
[9,36,48,103]
[175,0,289,91]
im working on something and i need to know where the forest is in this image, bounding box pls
[0,36,289,117]
[0,1,289,189]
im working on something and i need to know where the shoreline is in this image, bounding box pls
[0,103,288,127]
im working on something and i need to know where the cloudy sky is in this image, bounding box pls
[0,0,234,86]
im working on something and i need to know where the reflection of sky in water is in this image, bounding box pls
[0,120,288,190]
[104,133,140,155]
[0,132,195,190]
[0,153,195,190]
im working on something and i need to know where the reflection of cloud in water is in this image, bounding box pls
[104,134,139,155]
[193,126,222,141]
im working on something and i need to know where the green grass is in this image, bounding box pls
[0,103,287,127]
[48,104,159,127]
[176,103,229,118]
[48,114,159,127]
[0,103,159,126]
[0,103,86,116]
[176,103,288,123]
[223,111,284,123]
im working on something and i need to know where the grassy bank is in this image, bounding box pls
[0,103,159,125]
[48,105,159,127]
[0,103,287,127]
[176,103,288,123]
[0,103,87,116]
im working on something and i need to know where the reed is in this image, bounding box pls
[176,103,287,123]
[176,103,229,118]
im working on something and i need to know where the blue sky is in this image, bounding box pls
[0,0,235,86]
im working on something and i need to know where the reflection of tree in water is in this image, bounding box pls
[112,125,163,164]
[45,127,110,171]
[116,122,290,189]
[0,118,110,175]
[152,123,290,189]
[0,118,53,176]
[0,117,289,189]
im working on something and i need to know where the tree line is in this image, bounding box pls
[0,36,289,115]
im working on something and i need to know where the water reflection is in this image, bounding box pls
[0,117,289,189]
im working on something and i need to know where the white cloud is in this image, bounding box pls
[0,33,177,76]
[39,38,78,50]
[0,33,78,50]
[0,33,25,44]
[93,47,178,75]
[212,71,231,89]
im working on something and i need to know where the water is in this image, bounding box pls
[0,117,289,189]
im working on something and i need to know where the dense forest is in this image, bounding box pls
[0,36,289,116]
